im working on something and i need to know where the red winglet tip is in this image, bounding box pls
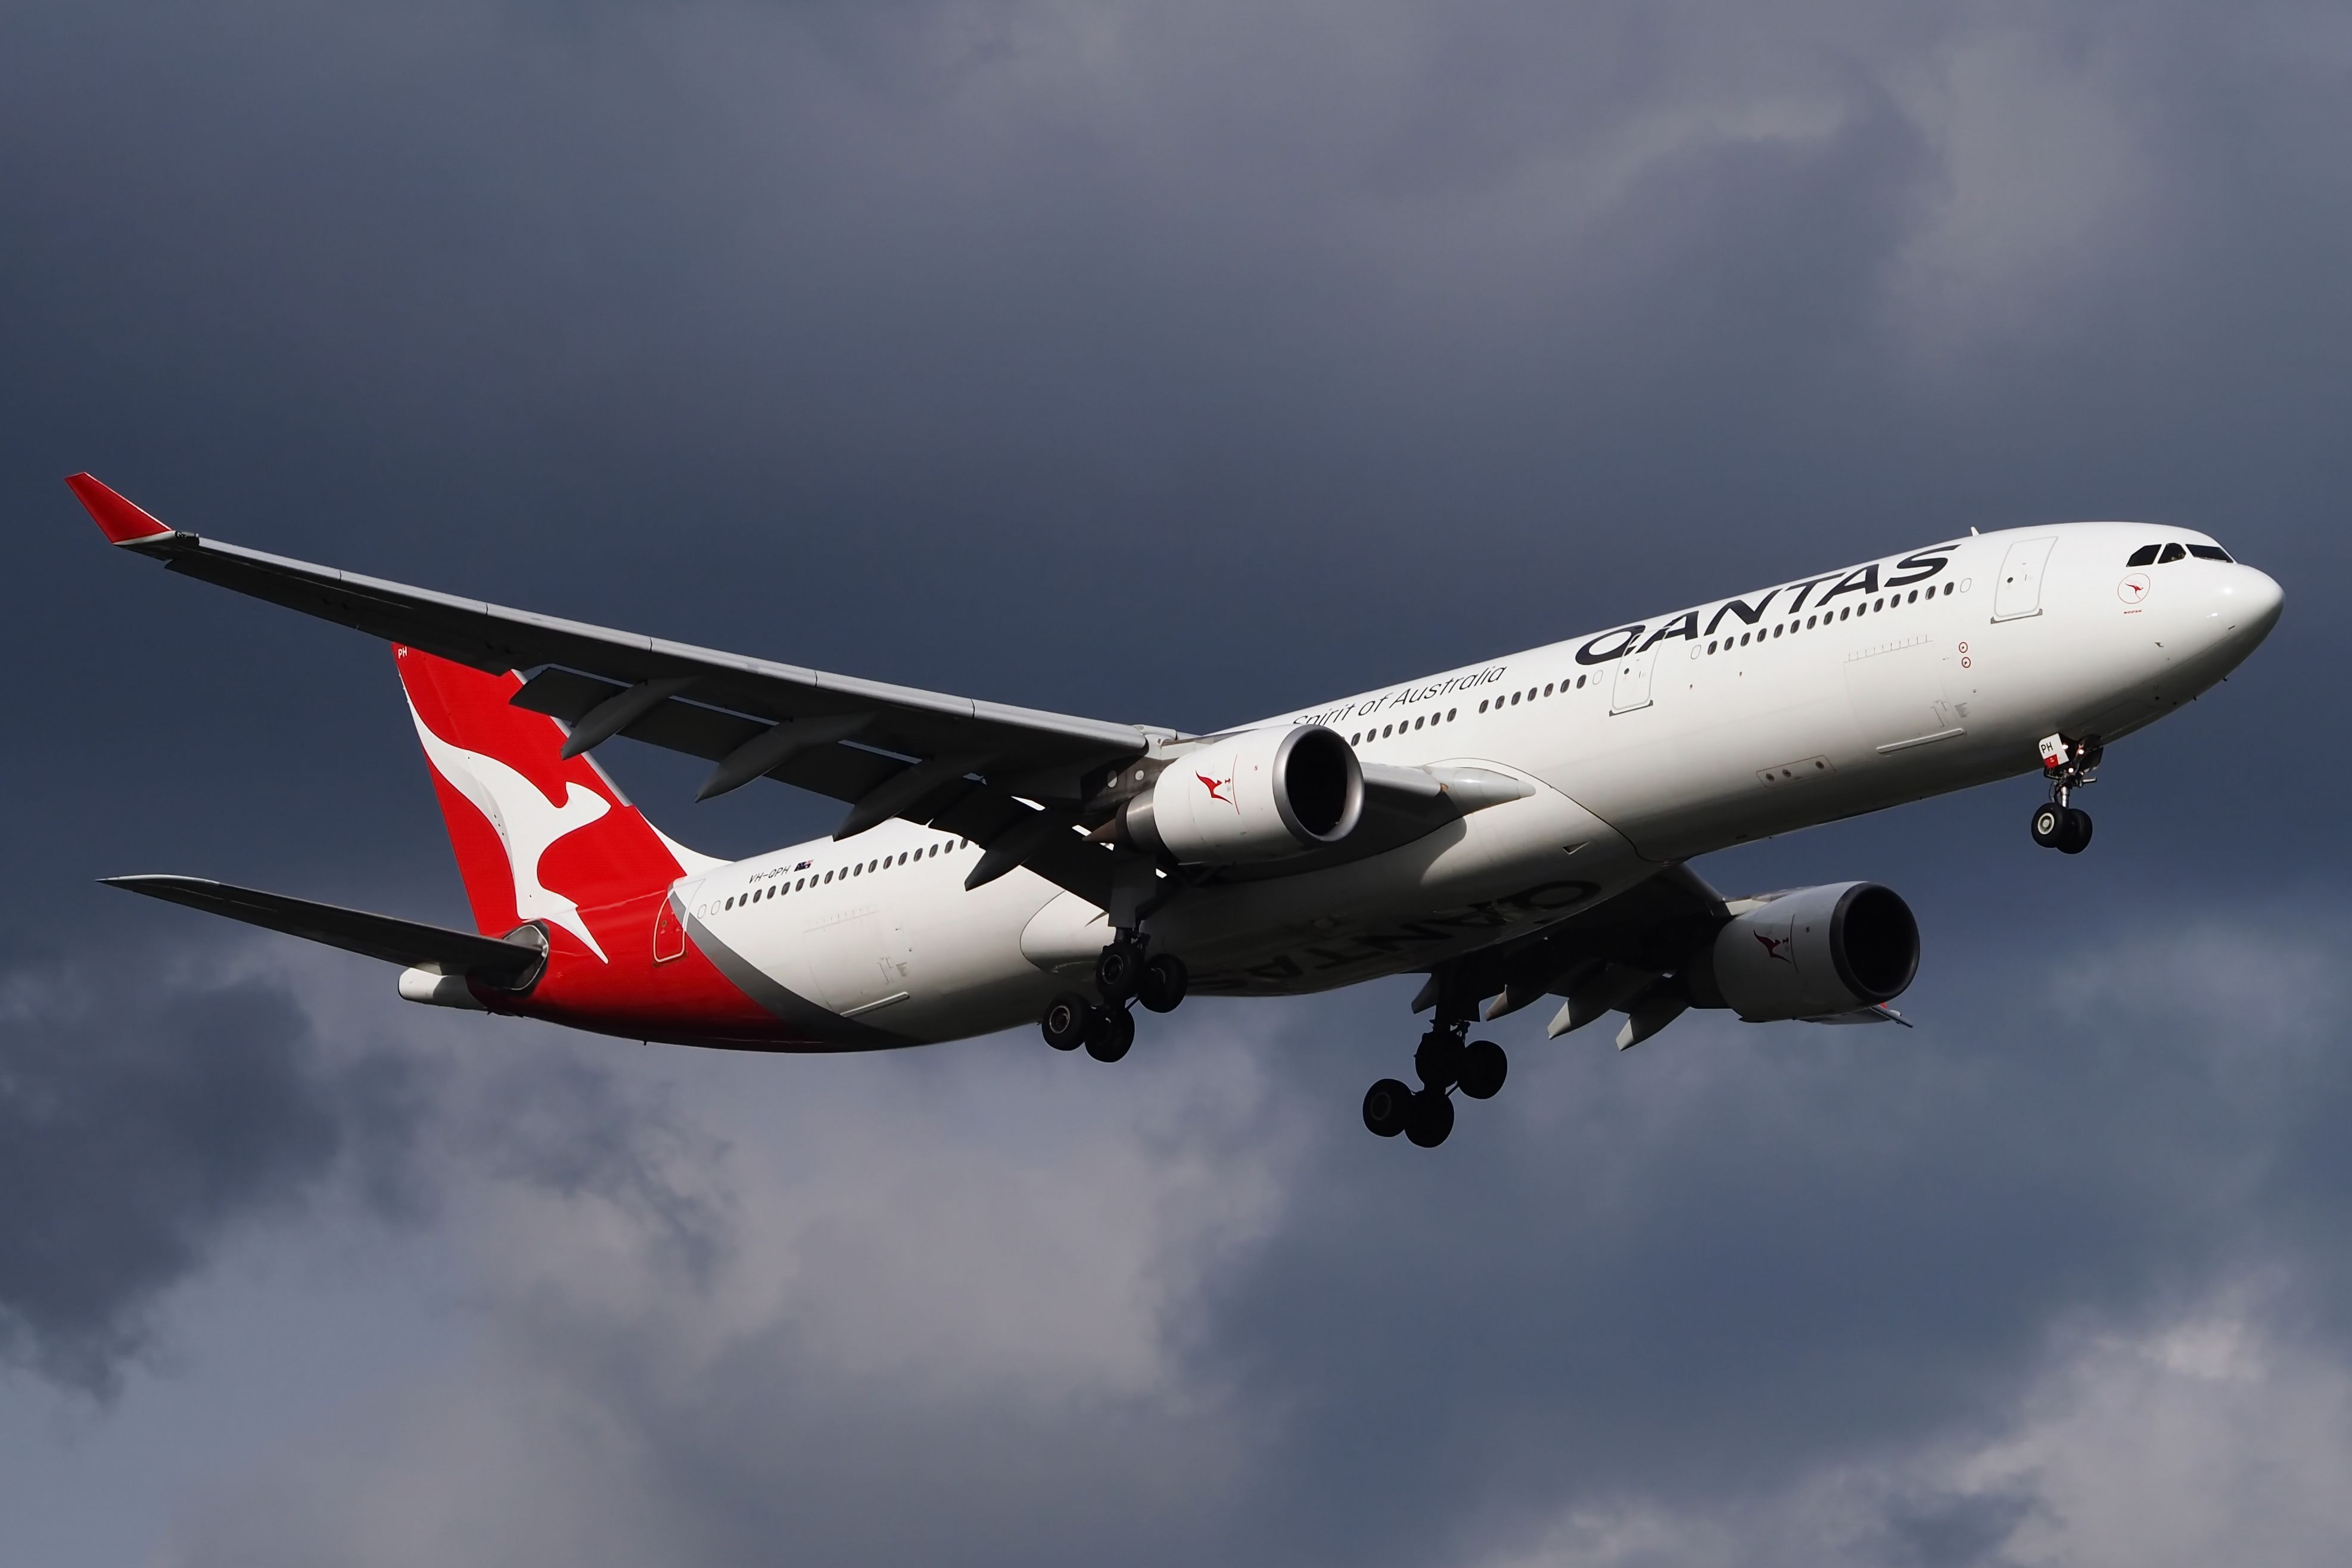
[65,474,174,545]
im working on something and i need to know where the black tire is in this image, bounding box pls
[1084,1004,1135,1063]
[1137,953,1189,1014]
[1096,945,1140,1002]
[1457,1040,1509,1100]
[1405,1088,1455,1149]
[2030,802,2067,848]
[1413,1029,1466,1090]
[1362,1078,1414,1138]
[2059,807,2094,854]
[1041,992,1092,1051]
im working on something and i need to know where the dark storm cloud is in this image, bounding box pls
[2,0,2351,1562]
[0,959,428,1393]
[0,944,738,1399]
[465,1053,736,1283]
[1872,1485,2043,1568]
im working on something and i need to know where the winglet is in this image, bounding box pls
[65,474,177,545]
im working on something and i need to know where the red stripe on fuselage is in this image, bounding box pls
[477,888,826,1050]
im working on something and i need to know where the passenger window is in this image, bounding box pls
[1413,715,1424,730]
[1447,708,1457,721]
[1576,674,1586,689]
[2158,543,2186,564]
[2127,544,2161,567]
[2189,545,2233,562]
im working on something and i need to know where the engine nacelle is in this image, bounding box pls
[1692,881,1919,1022]
[1122,725,1364,864]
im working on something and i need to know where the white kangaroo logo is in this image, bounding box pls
[407,701,612,961]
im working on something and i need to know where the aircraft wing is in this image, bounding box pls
[1429,865,1914,1044]
[1417,863,1731,1031]
[104,875,547,987]
[70,475,1155,903]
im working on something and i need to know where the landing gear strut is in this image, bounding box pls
[1039,931,1187,1062]
[1363,1009,1509,1149]
[2031,732,2101,855]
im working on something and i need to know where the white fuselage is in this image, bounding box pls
[675,522,2282,1046]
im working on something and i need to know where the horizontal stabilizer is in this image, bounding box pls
[102,875,546,988]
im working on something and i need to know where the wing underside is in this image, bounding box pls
[69,477,1550,906]
[70,476,1158,903]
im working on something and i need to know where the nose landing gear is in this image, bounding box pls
[2030,732,2102,855]
[2030,800,2093,854]
[1362,1017,1509,1148]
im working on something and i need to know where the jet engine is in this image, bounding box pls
[1121,724,1364,864]
[1687,881,1919,1022]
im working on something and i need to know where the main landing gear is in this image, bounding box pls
[2030,732,2102,855]
[1362,1020,1508,1149]
[1040,931,1188,1064]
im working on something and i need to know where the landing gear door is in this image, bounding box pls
[1610,646,1656,714]
[1992,536,2057,622]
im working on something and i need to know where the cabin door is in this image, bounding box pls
[1992,536,2057,622]
[1610,646,1657,714]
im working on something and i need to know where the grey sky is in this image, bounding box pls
[5,1,2351,1563]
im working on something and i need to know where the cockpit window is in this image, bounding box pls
[2158,542,2187,564]
[2188,544,2233,562]
[2127,544,2161,567]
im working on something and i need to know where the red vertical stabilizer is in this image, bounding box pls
[393,646,788,1044]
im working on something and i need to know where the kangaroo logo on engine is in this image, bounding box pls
[1198,772,1234,807]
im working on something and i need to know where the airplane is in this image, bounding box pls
[67,475,2283,1149]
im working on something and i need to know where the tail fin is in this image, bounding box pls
[393,646,716,959]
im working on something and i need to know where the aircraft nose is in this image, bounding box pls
[2197,564,2283,657]
[2227,565,2283,641]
